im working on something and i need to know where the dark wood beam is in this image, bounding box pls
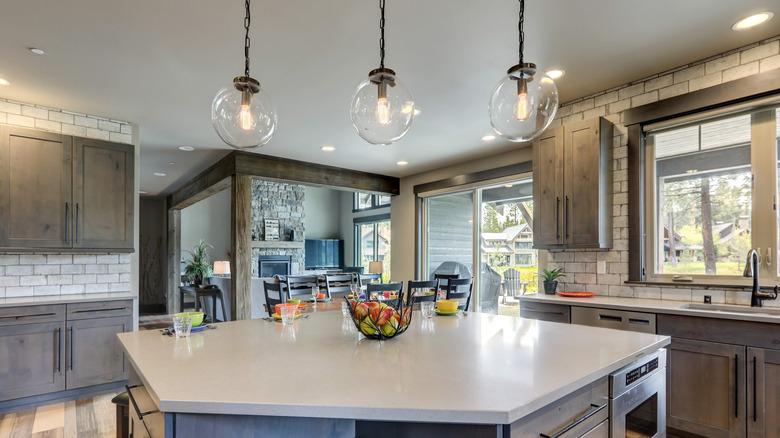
[167,153,235,210]
[233,151,399,195]
[623,68,780,126]
[413,161,533,195]
[231,174,252,320]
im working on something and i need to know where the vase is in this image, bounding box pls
[543,281,558,295]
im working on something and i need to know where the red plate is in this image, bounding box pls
[557,291,596,298]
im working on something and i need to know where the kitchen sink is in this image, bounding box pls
[677,303,780,317]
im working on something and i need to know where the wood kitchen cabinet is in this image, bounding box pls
[532,117,613,249]
[0,300,132,411]
[747,348,780,438]
[0,126,134,252]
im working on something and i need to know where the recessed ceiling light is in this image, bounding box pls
[29,48,45,55]
[0,78,9,86]
[546,69,565,79]
[168,162,175,165]
[396,161,408,166]
[153,172,166,177]
[732,12,773,30]
[504,184,513,188]
[321,145,335,152]
[481,135,496,141]
[178,146,194,151]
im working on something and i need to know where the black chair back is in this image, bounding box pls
[284,275,322,299]
[366,282,404,304]
[263,281,286,316]
[325,274,356,296]
[443,277,474,311]
[407,280,439,303]
[341,266,364,274]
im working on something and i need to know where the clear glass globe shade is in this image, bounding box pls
[488,74,559,142]
[350,76,414,145]
[212,81,277,149]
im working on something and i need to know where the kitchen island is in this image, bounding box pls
[118,310,669,437]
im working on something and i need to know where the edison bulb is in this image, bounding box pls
[212,76,277,149]
[351,68,414,145]
[489,65,558,142]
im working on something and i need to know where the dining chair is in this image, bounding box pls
[406,279,440,304]
[284,275,324,300]
[263,281,287,316]
[358,273,382,287]
[325,273,356,297]
[443,277,474,311]
[365,282,404,304]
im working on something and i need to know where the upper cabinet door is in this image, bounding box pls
[533,126,564,247]
[0,126,73,248]
[72,137,134,250]
[564,118,612,248]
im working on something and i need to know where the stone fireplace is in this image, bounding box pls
[251,180,305,277]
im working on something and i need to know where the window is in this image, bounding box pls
[353,192,391,211]
[354,216,391,280]
[645,105,779,283]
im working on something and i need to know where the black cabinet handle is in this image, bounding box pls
[556,197,560,240]
[56,328,61,373]
[735,354,739,419]
[753,357,757,423]
[0,312,56,320]
[68,326,74,370]
[628,318,650,325]
[540,403,606,438]
[75,203,79,243]
[73,307,127,314]
[598,314,622,322]
[565,196,570,240]
[65,202,70,244]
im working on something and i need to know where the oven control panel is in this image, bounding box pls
[626,357,658,386]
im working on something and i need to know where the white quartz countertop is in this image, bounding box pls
[519,294,780,324]
[0,292,136,308]
[118,310,668,424]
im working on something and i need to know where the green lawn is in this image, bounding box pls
[660,261,745,276]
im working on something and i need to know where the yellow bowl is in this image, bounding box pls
[174,311,204,327]
[436,300,458,313]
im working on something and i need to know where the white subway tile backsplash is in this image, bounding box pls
[34,265,60,275]
[61,285,85,295]
[97,274,120,284]
[109,283,131,292]
[0,276,20,287]
[97,255,119,264]
[34,285,60,296]
[61,264,85,275]
[6,265,33,275]
[7,114,35,128]
[48,275,73,285]
[86,283,110,294]
[661,288,691,301]
[21,105,49,120]
[20,255,46,264]
[108,264,131,274]
[19,276,46,286]
[0,255,20,265]
[73,255,97,264]
[47,255,73,264]
[7,286,35,297]
[72,274,97,284]
[86,264,108,274]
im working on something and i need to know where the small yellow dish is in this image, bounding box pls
[436,300,458,313]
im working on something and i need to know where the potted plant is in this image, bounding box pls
[540,268,565,295]
[184,240,213,286]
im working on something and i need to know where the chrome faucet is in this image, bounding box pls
[743,250,778,307]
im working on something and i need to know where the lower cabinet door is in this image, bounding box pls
[66,316,131,389]
[667,338,746,438]
[0,322,65,401]
[748,347,780,438]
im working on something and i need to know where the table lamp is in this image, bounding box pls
[368,261,383,275]
[213,261,231,277]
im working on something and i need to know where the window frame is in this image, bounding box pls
[643,106,777,285]
[353,213,391,268]
[353,192,391,212]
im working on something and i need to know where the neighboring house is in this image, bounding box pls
[360,228,389,262]
[663,221,748,261]
[481,223,536,267]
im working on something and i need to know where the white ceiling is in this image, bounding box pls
[1,0,778,195]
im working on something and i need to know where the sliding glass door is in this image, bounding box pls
[421,176,536,314]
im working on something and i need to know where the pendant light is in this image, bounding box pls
[488,0,558,142]
[350,0,414,145]
[212,0,277,149]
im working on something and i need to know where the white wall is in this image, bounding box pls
[181,188,231,268]
[304,186,341,239]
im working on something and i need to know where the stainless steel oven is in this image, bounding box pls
[609,349,666,438]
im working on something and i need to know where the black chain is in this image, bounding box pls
[518,0,524,64]
[379,0,385,68]
[244,0,251,78]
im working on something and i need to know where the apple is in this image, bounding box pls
[399,307,412,327]
[380,317,399,337]
[360,317,378,335]
[365,302,380,310]
[354,302,370,320]
[370,307,394,326]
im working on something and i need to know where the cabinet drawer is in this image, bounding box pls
[66,300,132,320]
[571,306,656,334]
[0,305,64,326]
[658,313,780,350]
[519,301,570,323]
[509,377,608,437]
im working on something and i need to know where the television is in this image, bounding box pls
[304,239,343,269]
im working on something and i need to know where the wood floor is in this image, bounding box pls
[0,393,118,438]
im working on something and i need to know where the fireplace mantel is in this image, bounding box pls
[251,241,305,249]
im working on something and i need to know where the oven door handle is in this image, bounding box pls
[539,403,607,438]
